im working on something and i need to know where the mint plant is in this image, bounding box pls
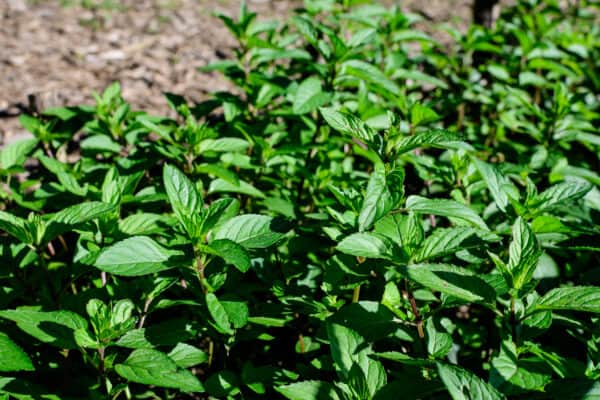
[0,0,598,399]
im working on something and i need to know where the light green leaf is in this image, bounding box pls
[276,381,340,400]
[426,319,453,358]
[0,333,34,372]
[206,293,233,335]
[46,202,116,242]
[80,135,121,153]
[118,213,175,236]
[536,286,600,313]
[168,343,208,368]
[212,214,289,249]
[0,211,31,243]
[95,236,183,276]
[319,107,375,142]
[209,239,251,272]
[0,138,37,170]
[437,363,506,400]
[337,232,395,260]
[414,227,477,262]
[507,218,542,290]
[163,164,202,237]
[199,138,249,153]
[358,165,404,232]
[208,178,265,198]
[327,323,386,396]
[472,158,518,213]
[293,76,330,114]
[338,59,400,98]
[0,309,87,349]
[406,264,496,304]
[406,195,489,231]
[115,348,204,392]
[395,130,463,155]
[528,181,593,212]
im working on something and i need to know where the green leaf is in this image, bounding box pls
[472,158,518,213]
[0,211,31,243]
[336,232,395,260]
[0,138,37,170]
[507,218,542,290]
[212,214,289,249]
[395,130,463,155]
[338,60,400,98]
[358,165,404,231]
[406,264,496,304]
[163,164,202,237]
[276,381,341,400]
[115,348,204,392]
[406,195,489,231]
[80,135,121,153]
[209,239,251,272]
[528,180,593,212]
[95,236,183,276]
[118,213,175,236]
[293,76,330,115]
[437,363,506,400]
[0,333,34,372]
[168,343,208,368]
[46,202,116,241]
[536,286,600,313]
[208,178,265,198]
[221,300,249,329]
[319,107,375,142]
[414,227,477,262]
[199,138,249,153]
[426,319,453,358]
[206,293,233,335]
[0,309,87,349]
[327,323,386,397]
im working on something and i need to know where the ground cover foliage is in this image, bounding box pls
[1,0,599,398]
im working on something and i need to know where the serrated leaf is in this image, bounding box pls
[472,158,518,213]
[536,286,600,313]
[45,202,116,242]
[395,129,463,155]
[212,214,289,248]
[118,213,175,236]
[276,381,340,400]
[414,227,477,262]
[168,343,208,368]
[507,218,542,290]
[0,138,37,170]
[208,178,265,198]
[337,232,395,260]
[528,180,593,213]
[338,59,400,98]
[0,309,87,349]
[95,236,183,276]
[327,323,386,396]
[0,211,31,243]
[115,348,204,392]
[209,239,251,272]
[406,195,489,231]
[163,164,202,237]
[358,165,404,231]
[293,76,330,114]
[426,319,453,358]
[206,293,233,335]
[438,363,506,400]
[406,264,496,304]
[0,333,34,372]
[199,138,249,153]
[319,107,375,142]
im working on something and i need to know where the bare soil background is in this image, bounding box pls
[0,0,504,142]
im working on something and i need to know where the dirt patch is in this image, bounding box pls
[0,0,503,143]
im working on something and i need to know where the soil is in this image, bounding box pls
[0,0,507,143]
